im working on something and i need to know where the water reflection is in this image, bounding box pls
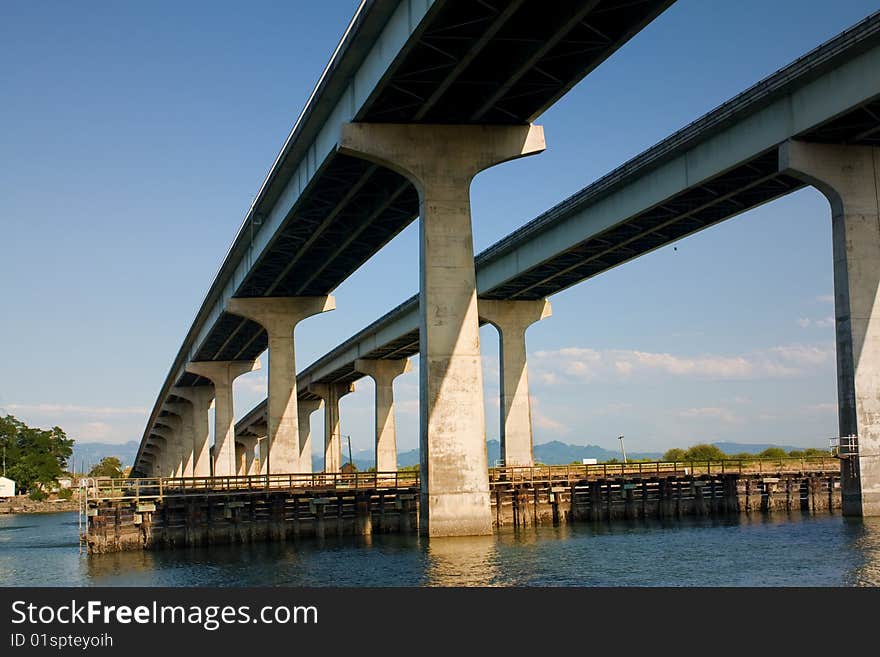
[845,517,880,586]
[5,511,880,586]
[426,535,501,586]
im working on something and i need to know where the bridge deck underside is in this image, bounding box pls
[176,0,673,385]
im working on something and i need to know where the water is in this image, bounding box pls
[1,512,879,586]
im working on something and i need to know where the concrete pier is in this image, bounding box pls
[339,122,545,537]
[308,382,355,473]
[297,400,322,474]
[171,386,214,477]
[227,297,335,474]
[236,435,259,475]
[781,141,880,516]
[478,299,551,467]
[355,358,411,473]
[152,423,180,477]
[163,402,194,477]
[186,359,261,477]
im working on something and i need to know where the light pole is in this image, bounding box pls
[618,435,627,464]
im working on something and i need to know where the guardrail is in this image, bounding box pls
[488,457,840,483]
[83,470,420,503]
[83,458,839,504]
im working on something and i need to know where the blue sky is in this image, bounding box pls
[2,0,877,459]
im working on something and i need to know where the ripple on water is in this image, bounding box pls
[2,512,880,586]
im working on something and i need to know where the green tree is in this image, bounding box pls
[0,415,74,493]
[89,457,124,478]
[803,447,831,457]
[758,447,787,459]
[683,444,727,461]
[662,448,686,461]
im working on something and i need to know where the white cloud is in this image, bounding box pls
[79,421,114,440]
[529,397,570,435]
[804,402,837,413]
[796,316,834,329]
[678,407,741,424]
[5,403,148,416]
[531,343,833,385]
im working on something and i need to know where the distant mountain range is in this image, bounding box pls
[69,438,813,474]
[70,440,140,473]
[312,439,662,471]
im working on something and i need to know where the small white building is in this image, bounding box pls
[582,458,598,465]
[0,476,16,498]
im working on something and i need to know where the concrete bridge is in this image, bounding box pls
[133,4,880,535]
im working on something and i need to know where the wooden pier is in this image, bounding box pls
[81,458,842,553]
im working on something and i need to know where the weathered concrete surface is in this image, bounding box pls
[185,359,261,477]
[355,358,411,472]
[163,402,194,477]
[339,122,545,537]
[171,386,214,477]
[236,435,259,475]
[152,421,180,478]
[227,296,335,474]
[308,382,355,473]
[478,299,551,467]
[297,399,322,474]
[781,141,880,516]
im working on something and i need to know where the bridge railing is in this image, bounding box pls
[487,457,840,483]
[83,470,420,504]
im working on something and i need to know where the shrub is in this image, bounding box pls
[758,447,787,459]
[57,488,74,501]
[683,444,727,461]
[28,489,48,502]
[662,448,686,461]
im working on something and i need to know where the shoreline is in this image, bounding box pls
[0,498,80,515]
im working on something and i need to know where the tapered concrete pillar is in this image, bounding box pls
[339,122,545,536]
[297,399,323,474]
[227,297,335,474]
[144,443,164,477]
[146,439,167,476]
[160,413,186,477]
[163,402,195,477]
[171,386,215,478]
[781,140,880,516]
[354,358,412,473]
[478,299,552,467]
[151,425,179,477]
[235,435,259,476]
[308,383,355,473]
[186,359,261,477]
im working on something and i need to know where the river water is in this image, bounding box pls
[1,511,878,586]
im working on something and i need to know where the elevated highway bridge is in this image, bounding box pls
[134,4,880,534]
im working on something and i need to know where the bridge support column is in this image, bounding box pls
[145,442,166,477]
[227,297,335,474]
[171,386,215,478]
[235,436,260,476]
[781,140,880,516]
[339,122,545,536]
[478,299,552,467]
[308,383,355,473]
[151,424,180,477]
[355,358,412,474]
[297,399,323,474]
[186,359,261,478]
[163,402,195,477]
